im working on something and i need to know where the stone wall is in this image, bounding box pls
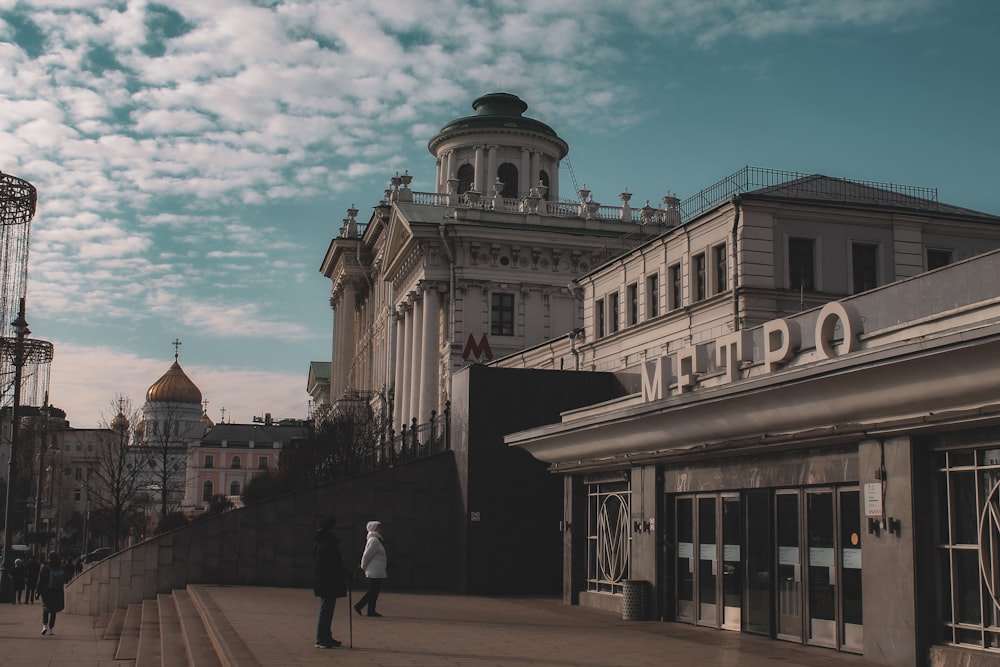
[67,452,460,615]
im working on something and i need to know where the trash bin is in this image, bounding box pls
[622,579,649,621]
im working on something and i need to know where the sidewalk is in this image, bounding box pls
[204,585,883,667]
[0,586,886,667]
[0,599,118,667]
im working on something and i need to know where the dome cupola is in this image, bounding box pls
[146,346,203,405]
[427,92,568,201]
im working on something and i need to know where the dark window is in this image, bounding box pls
[202,481,213,502]
[457,163,474,194]
[497,163,518,198]
[693,253,706,302]
[669,264,682,310]
[596,298,605,338]
[491,292,514,336]
[230,481,240,496]
[647,274,659,318]
[788,237,816,291]
[927,248,953,271]
[627,283,638,326]
[609,292,620,333]
[852,242,879,293]
[713,244,727,295]
[205,455,214,469]
[258,456,268,470]
[539,170,550,199]
[231,455,242,469]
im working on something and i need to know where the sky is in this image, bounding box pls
[1,0,998,428]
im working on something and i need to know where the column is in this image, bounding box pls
[417,287,440,421]
[487,145,497,192]
[474,146,485,192]
[330,290,341,405]
[550,160,559,201]
[391,309,404,425]
[341,281,357,392]
[408,295,423,424]
[520,148,530,194]
[398,302,413,428]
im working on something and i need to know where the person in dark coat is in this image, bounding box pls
[25,555,40,604]
[312,515,350,649]
[38,552,66,635]
[11,559,26,603]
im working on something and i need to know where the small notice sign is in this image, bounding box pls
[864,482,883,518]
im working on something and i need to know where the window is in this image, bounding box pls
[626,283,638,326]
[693,253,706,302]
[230,481,240,496]
[231,455,242,469]
[596,298,606,338]
[788,237,816,291]
[205,454,214,468]
[539,170,550,199]
[457,163,474,194]
[586,480,631,594]
[490,292,515,336]
[934,446,1000,650]
[608,292,620,333]
[74,489,81,502]
[74,467,82,481]
[258,456,268,470]
[713,244,728,295]
[669,263,682,311]
[202,481,213,502]
[497,163,518,198]
[927,248,953,271]
[647,274,659,318]
[851,242,879,293]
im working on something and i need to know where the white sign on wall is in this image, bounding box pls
[864,482,883,518]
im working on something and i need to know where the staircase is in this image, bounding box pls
[95,585,258,667]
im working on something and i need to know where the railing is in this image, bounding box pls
[357,402,451,473]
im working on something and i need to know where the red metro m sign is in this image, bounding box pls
[462,333,493,361]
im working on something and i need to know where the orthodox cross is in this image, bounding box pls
[173,338,182,361]
[220,407,227,424]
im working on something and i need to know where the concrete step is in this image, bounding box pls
[115,602,142,661]
[103,607,126,641]
[136,599,162,667]
[187,585,260,667]
[173,589,221,667]
[157,593,190,667]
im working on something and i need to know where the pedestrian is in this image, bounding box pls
[38,552,66,635]
[25,554,40,604]
[354,520,387,617]
[312,515,351,649]
[11,559,26,603]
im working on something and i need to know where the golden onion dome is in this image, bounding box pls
[110,412,129,432]
[199,411,214,427]
[146,361,202,404]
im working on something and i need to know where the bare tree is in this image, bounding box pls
[140,401,189,528]
[91,395,148,550]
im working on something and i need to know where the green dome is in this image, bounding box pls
[428,92,567,157]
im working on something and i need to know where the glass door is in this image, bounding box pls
[839,488,863,653]
[676,497,695,622]
[698,496,718,626]
[807,489,837,647]
[721,495,742,630]
[776,490,803,641]
[744,489,772,636]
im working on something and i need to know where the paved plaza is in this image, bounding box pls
[0,586,885,666]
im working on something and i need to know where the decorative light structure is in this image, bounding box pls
[0,171,53,601]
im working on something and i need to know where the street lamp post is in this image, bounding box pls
[1,298,30,602]
[32,403,50,557]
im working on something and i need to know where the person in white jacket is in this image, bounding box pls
[354,521,387,617]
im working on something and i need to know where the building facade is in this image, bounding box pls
[319,92,667,431]
[498,179,1000,667]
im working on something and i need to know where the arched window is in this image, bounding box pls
[231,455,241,469]
[230,481,240,496]
[457,164,474,194]
[539,170,551,200]
[498,163,518,198]
[202,481,213,502]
